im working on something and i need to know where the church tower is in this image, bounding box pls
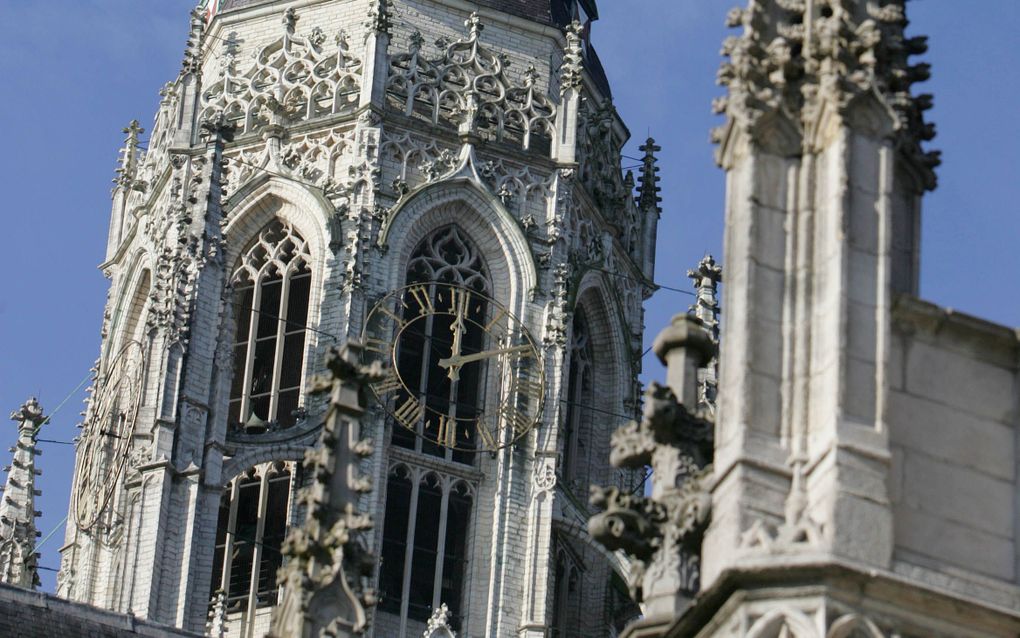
[59,1,654,636]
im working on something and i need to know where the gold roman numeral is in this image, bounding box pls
[437,416,458,448]
[376,303,407,329]
[484,307,508,333]
[372,372,402,396]
[394,397,423,428]
[406,285,434,315]
[501,404,531,435]
[448,287,470,318]
[515,375,544,402]
[364,336,391,355]
[476,422,498,451]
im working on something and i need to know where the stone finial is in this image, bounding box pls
[653,314,715,411]
[0,398,46,590]
[712,0,938,188]
[114,120,144,189]
[424,603,456,637]
[688,255,722,414]
[269,342,382,638]
[560,20,584,94]
[206,591,228,638]
[637,137,662,214]
[465,12,484,42]
[283,7,299,33]
[366,0,392,34]
[589,381,712,617]
[181,6,206,75]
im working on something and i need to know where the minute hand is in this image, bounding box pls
[438,344,531,369]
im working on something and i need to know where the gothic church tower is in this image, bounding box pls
[59,1,656,636]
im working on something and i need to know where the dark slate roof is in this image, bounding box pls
[219,0,577,26]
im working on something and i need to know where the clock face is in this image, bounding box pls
[73,340,147,531]
[362,283,545,453]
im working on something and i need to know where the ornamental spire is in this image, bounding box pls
[637,137,662,214]
[114,120,144,189]
[713,0,938,188]
[560,20,584,95]
[181,5,206,75]
[0,398,46,590]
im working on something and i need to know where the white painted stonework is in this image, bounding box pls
[58,1,653,637]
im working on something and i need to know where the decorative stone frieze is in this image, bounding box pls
[200,8,364,136]
[385,13,556,150]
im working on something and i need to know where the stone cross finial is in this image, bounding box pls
[181,6,206,74]
[206,590,228,638]
[465,12,483,41]
[637,137,662,214]
[367,0,392,34]
[688,255,721,340]
[269,342,382,638]
[283,7,299,33]
[0,398,46,590]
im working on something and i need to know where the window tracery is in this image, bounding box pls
[208,462,294,619]
[562,308,594,492]
[379,463,474,632]
[551,534,584,638]
[378,225,489,634]
[228,220,312,431]
[200,11,362,136]
[385,14,556,152]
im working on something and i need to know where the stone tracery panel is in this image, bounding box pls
[385,14,557,152]
[200,9,363,136]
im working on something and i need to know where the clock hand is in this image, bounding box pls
[438,344,532,370]
[447,307,468,382]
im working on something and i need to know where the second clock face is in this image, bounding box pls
[362,282,544,453]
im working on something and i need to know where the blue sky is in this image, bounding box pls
[0,1,1016,592]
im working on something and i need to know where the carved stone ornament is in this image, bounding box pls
[0,398,46,589]
[385,13,556,150]
[588,382,713,609]
[269,342,382,638]
[714,0,939,188]
[200,9,363,136]
[423,603,456,638]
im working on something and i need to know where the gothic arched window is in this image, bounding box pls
[562,308,594,489]
[551,534,584,638]
[209,462,293,618]
[390,225,491,465]
[228,220,312,431]
[377,226,487,634]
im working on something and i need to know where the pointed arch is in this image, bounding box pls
[561,271,630,491]
[378,178,537,314]
[104,249,154,360]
